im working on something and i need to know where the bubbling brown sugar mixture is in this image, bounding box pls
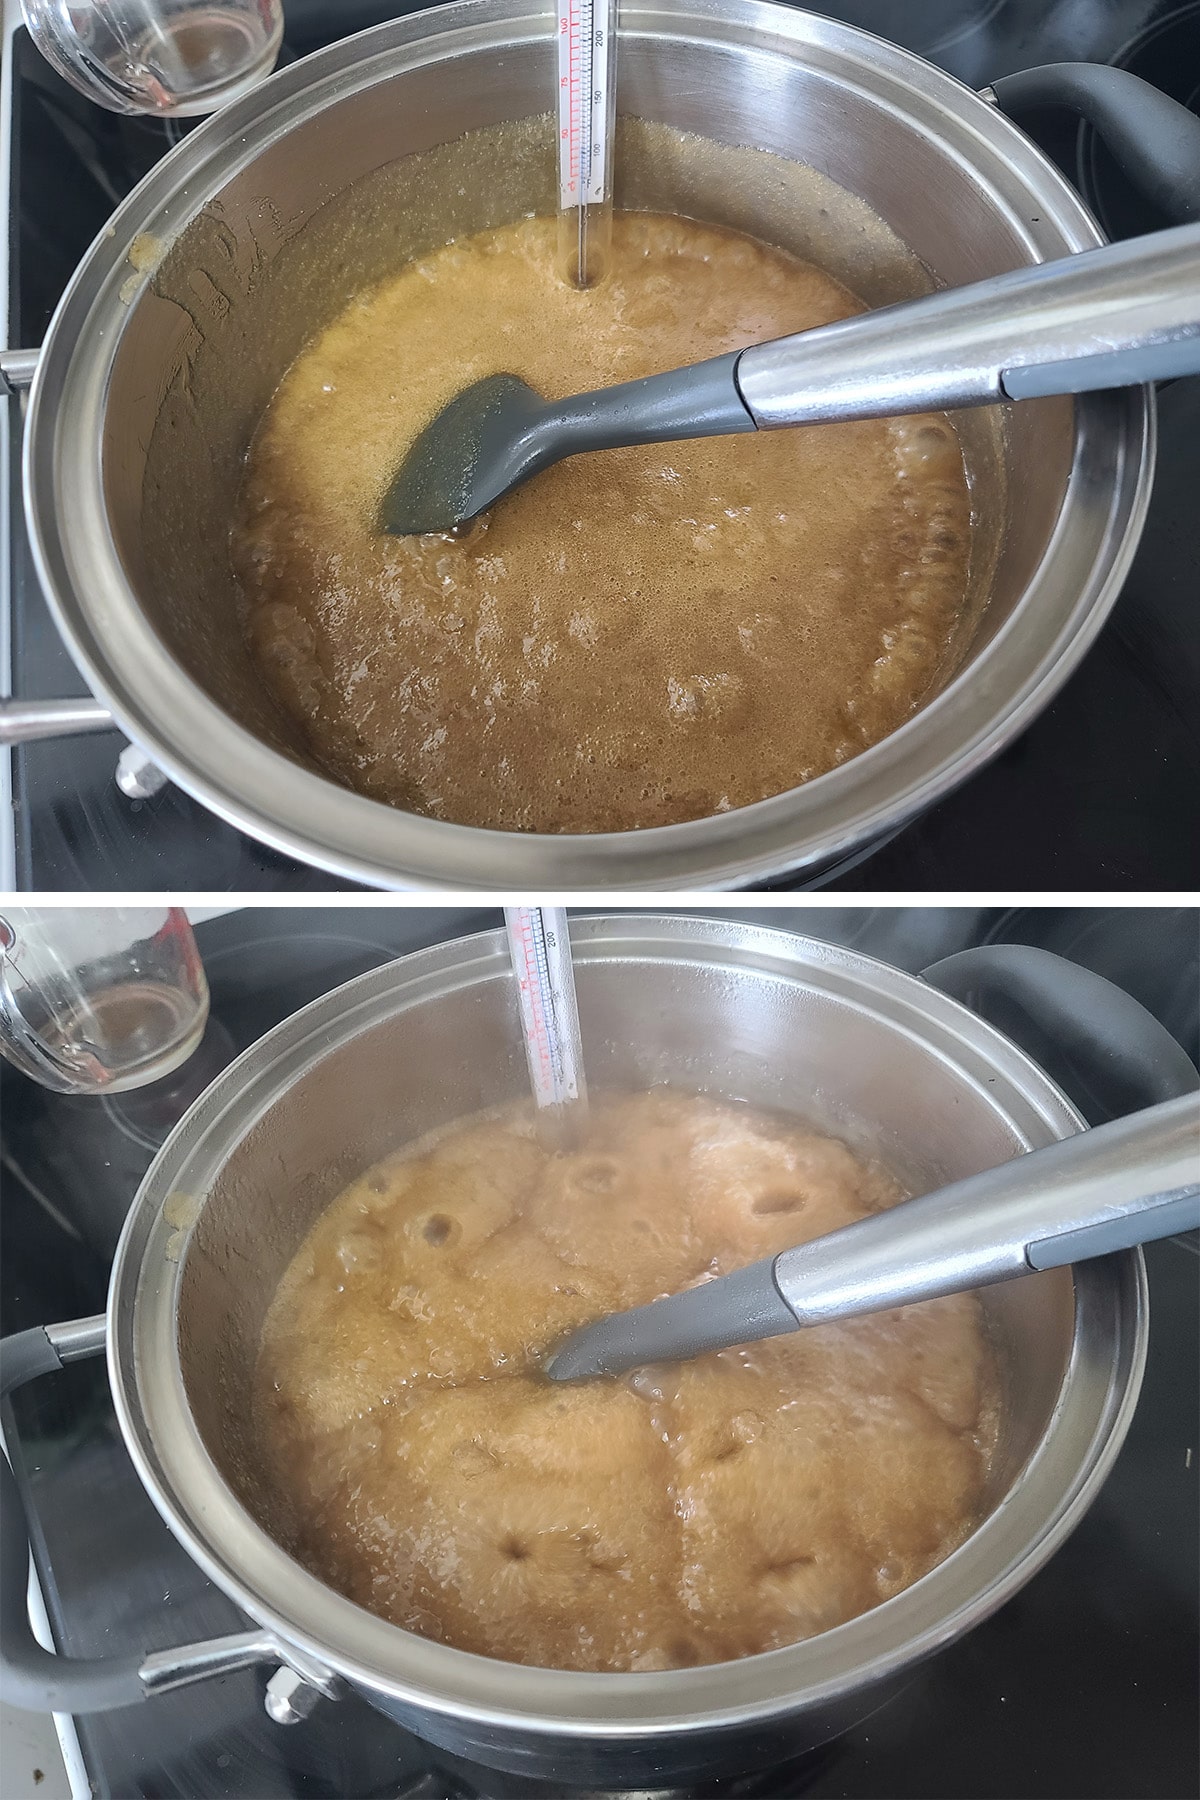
[233,212,975,831]
[255,1091,1000,1671]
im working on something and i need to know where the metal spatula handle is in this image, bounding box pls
[736,220,1200,425]
[384,221,1200,533]
[772,1092,1198,1326]
[546,1094,1199,1380]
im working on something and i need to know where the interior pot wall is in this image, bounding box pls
[177,954,1074,1563]
[103,26,1063,764]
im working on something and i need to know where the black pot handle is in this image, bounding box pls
[990,64,1200,225]
[922,945,1200,1125]
[0,1320,281,1712]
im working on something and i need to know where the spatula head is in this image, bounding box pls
[381,351,755,534]
[380,372,556,535]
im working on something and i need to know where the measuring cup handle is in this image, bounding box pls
[0,1320,283,1712]
[921,945,1200,1123]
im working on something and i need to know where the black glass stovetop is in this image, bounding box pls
[5,0,1200,891]
[1,905,1197,1799]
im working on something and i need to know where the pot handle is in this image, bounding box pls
[0,699,117,745]
[921,945,1200,1124]
[1,349,126,750]
[0,1318,286,1712]
[988,64,1200,225]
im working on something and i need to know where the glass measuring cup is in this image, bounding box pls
[0,908,209,1094]
[21,0,283,117]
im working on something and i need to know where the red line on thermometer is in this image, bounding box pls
[504,908,589,1135]
[558,0,607,209]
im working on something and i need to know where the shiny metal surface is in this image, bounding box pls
[0,697,115,745]
[22,2,1154,888]
[99,918,1147,1784]
[138,1629,282,1697]
[43,1315,107,1362]
[141,1628,341,1703]
[0,347,39,393]
[553,1091,1198,1380]
[739,223,1200,422]
[774,1091,1197,1316]
[263,1665,327,1725]
[114,744,169,799]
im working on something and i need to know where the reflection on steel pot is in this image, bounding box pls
[7,917,1198,1785]
[19,1,1183,888]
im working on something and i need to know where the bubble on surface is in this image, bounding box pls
[255,1092,999,1672]
[232,213,974,831]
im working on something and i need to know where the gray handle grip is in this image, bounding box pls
[990,63,1200,226]
[922,945,1200,1123]
[772,1094,1199,1325]
[546,957,1200,1375]
[548,1097,1198,1379]
[0,1321,281,1712]
[1,1323,150,1710]
[734,223,1200,425]
[543,349,755,452]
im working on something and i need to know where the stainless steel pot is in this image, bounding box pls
[5,918,1198,1784]
[8,2,1181,887]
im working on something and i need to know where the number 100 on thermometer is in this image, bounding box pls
[557,0,617,288]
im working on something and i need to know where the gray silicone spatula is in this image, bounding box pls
[544,1093,1199,1382]
[381,221,1200,535]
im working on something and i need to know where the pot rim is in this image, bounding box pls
[22,0,1155,890]
[106,916,1149,1737]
